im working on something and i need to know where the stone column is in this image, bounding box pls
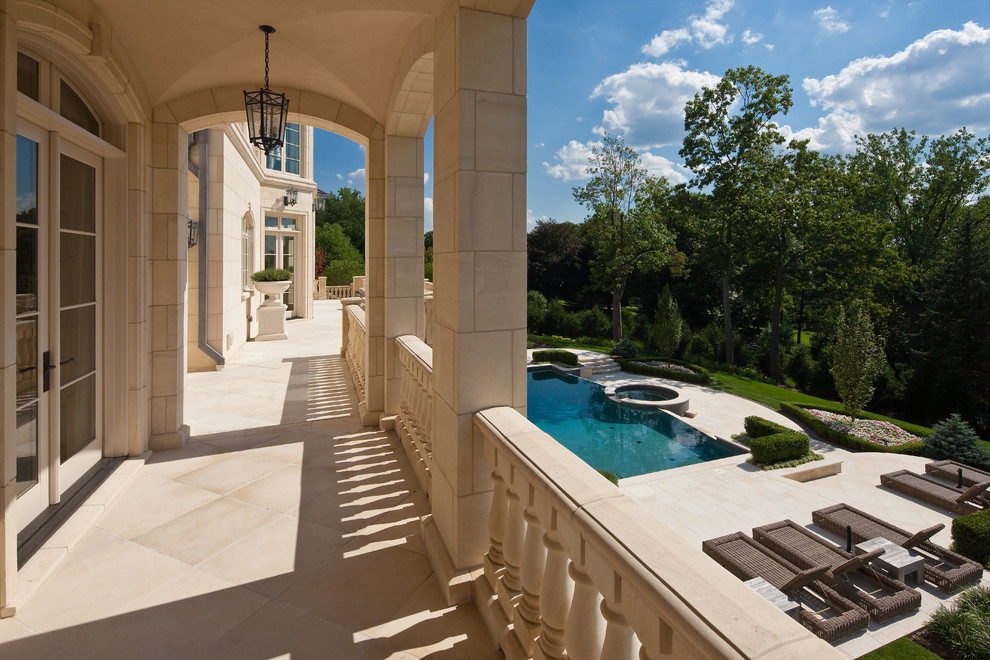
[148,117,190,450]
[0,4,18,616]
[383,134,425,420]
[126,122,150,456]
[361,133,386,426]
[427,6,528,591]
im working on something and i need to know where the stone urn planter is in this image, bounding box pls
[251,270,292,341]
[254,280,291,307]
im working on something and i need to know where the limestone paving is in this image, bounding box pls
[0,300,496,659]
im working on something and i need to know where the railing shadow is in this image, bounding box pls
[0,347,484,658]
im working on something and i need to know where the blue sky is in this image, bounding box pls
[313,0,990,231]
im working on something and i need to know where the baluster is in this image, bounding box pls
[513,501,547,653]
[499,478,526,620]
[484,465,508,593]
[564,560,605,660]
[535,522,571,660]
[600,596,638,660]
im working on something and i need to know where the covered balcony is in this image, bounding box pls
[0,0,840,657]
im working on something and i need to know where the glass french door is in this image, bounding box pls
[15,125,102,531]
[264,215,297,316]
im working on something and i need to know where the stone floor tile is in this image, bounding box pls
[361,574,500,659]
[47,568,268,660]
[198,515,345,599]
[173,452,285,495]
[277,544,434,632]
[133,497,278,566]
[15,539,189,632]
[95,472,219,539]
[203,600,400,660]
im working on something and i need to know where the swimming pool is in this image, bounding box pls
[526,368,744,479]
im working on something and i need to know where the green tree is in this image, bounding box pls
[573,134,679,340]
[316,187,365,253]
[827,301,885,420]
[924,414,990,468]
[911,201,990,431]
[680,65,793,365]
[527,219,587,300]
[315,223,362,263]
[648,285,683,357]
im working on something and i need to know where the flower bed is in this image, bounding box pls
[616,358,710,385]
[779,402,928,455]
[634,360,696,375]
[806,409,921,447]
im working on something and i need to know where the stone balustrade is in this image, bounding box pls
[327,285,353,300]
[343,303,367,406]
[473,406,841,660]
[395,335,434,492]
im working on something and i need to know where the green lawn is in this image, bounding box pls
[858,637,938,660]
[706,369,838,411]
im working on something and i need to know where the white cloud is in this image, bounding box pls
[642,28,691,57]
[691,0,734,48]
[335,173,343,180]
[544,140,596,181]
[346,167,366,190]
[742,29,764,45]
[534,142,545,148]
[591,61,720,148]
[640,152,690,184]
[423,172,430,185]
[815,6,851,33]
[544,140,689,185]
[795,22,990,150]
[424,197,433,231]
[643,0,734,57]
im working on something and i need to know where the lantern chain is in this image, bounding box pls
[264,30,270,90]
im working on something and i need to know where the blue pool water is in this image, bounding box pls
[526,369,744,479]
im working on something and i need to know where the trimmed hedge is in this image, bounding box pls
[953,510,990,565]
[744,416,792,438]
[616,358,711,385]
[750,431,810,465]
[532,349,579,367]
[779,402,927,455]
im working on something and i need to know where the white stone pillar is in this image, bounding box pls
[429,4,528,583]
[0,4,18,616]
[125,123,149,456]
[383,134,425,420]
[148,117,190,450]
[361,133,386,426]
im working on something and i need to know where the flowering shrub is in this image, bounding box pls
[806,409,921,447]
[633,360,697,375]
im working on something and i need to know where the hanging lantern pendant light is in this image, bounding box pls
[244,25,289,156]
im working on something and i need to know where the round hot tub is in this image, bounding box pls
[605,383,690,416]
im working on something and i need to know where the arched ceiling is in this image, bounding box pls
[78,0,531,123]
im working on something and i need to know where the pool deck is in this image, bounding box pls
[528,349,990,659]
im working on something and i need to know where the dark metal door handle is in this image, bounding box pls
[59,357,75,366]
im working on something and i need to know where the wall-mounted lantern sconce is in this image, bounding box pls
[284,187,298,207]
[187,218,200,248]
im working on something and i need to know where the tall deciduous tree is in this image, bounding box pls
[316,187,365,253]
[680,65,792,365]
[827,301,885,421]
[573,134,679,340]
[527,219,587,300]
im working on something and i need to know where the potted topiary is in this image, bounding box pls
[251,268,292,307]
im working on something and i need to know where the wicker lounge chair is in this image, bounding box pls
[702,531,869,643]
[926,460,990,488]
[753,519,921,622]
[812,503,983,592]
[880,469,990,515]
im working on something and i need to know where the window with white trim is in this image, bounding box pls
[266,122,301,175]
[241,213,253,290]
